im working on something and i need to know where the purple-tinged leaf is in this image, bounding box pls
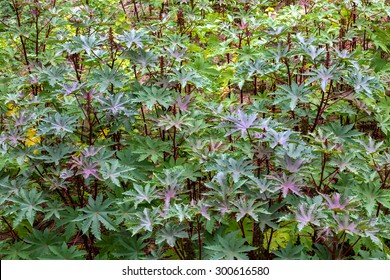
[176,94,192,112]
[320,193,349,211]
[269,173,303,198]
[334,214,358,234]
[295,204,320,231]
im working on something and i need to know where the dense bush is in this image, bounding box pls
[0,0,389,260]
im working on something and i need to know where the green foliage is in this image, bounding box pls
[205,231,256,260]
[0,0,389,260]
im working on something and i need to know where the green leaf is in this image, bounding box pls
[325,123,363,143]
[166,204,193,223]
[123,183,158,209]
[272,241,305,260]
[24,229,64,258]
[0,176,22,204]
[0,241,31,260]
[156,222,188,247]
[353,183,386,215]
[306,65,339,92]
[75,195,117,240]
[111,234,147,259]
[41,243,86,260]
[118,29,146,49]
[133,86,174,110]
[124,48,157,69]
[100,160,135,187]
[38,142,75,165]
[90,66,127,91]
[7,188,46,226]
[41,112,78,138]
[273,82,310,111]
[132,136,171,163]
[205,231,256,260]
[73,35,101,55]
[131,208,160,235]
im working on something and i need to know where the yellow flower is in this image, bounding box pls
[25,127,41,147]
[99,128,110,139]
[5,103,19,117]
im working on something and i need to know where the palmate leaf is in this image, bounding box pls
[97,93,134,116]
[7,188,46,226]
[157,114,192,131]
[219,110,264,138]
[257,203,286,232]
[296,33,316,46]
[358,136,384,154]
[131,208,160,235]
[213,155,257,183]
[0,176,22,204]
[165,204,193,222]
[170,68,204,88]
[266,43,289,61]
[122,183,158,209]
[38,142,75,165]
[112,234,147,259]
[272,241,305,260]
[345,69,382,99]
[205,172,246,201]
[267,129,294,149]
[132,136,171,163]
[156,222,188,247]
[133,86,174,110]
[375,113,390,135]
[116,147,154,181]
[38,65,67,86]
[280,143,314,160]
[295,204,322,231]
[325,123,363,143]
[125,48,157,69]
[233,197,269,222]
[272,82,310,111]
[90,65,127,92]
[353,183,390,215]
[75,195,117,240]
[268,172,303,198]
[161,33,189,49]
[24,229,64,258]
[205,231,256,260]
[40,243,86,260]
[302,45,325,61]
[54,207,82,241]
[117,29,146,49]
[245,57,281,77]
[73,35,101,55]
[188,55,220,78]
[41,112,78,138]
[0,241,31,260]
[306,64,339,92]
[312,243,332,260]
[166,46,187,63]
[100,160,135,187]
[330,153,359,174]
[114,202,138,225]
[43,201,64,221]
